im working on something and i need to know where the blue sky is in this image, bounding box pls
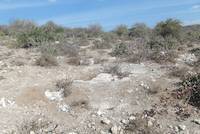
[0,0,200,30]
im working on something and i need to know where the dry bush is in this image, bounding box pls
[40,43,79,57]
[126,52,145,63]
[16,117,58,134]
[174,73,200,108]
[56,78,73,97]
[168,66,189,78]
[67,57,81,66]
[104,64,129,79]
[92,39,111,49]
[148,50,178,64]
[35,54,58,67]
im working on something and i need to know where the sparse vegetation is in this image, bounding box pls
[16,117,59,134]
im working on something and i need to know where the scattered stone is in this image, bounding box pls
[101,118,111,125]
[30,131,35,134]
[121,119,129,125]
[192,119,200,125]
[0,97,15,108]
[147,117,155,127]
[178,125,186,131]
[129,116,136,121]
[140,81,150,89]
[100,130,107,134]
[58,103,70,112]
[111,125,118,134]
[174,126,179,133]
[178,53,198,65]
[45,90,64,101]
[97,110,104,117]
[68,132,77,134]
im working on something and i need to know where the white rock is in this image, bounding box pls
[58,103,70,112]
[45,90,64,101]
[178,125,186,131]
[129,116,136,121]
[30,131,35,134]
[91,73,118,82]
[178,53,198,65]
[0,97,15,108]
[192,119,200,125]
[111,125,118,134]
[101,118,111,125]
[97,110,104,116]
[121,119,129,125]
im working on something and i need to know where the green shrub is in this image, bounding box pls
[154,18,182,39]
[111,43,130,57]
[175,73,200,108]
[148,35,179,50]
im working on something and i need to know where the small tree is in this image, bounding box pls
[154,18,182,39]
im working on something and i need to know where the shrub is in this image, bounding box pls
[154,18,182,39]
[114,25,129,37]
[190,48,200,58]
[129,23,151,40]
[148,35,179,50]
[40,42,79,57]
[111,43,130,57]
[35,54,58,67]
[56,78,72,97]
[168,66,189,78]
[103,64,129,79]
[92,39,111,49]
[148,50,178,64]
[175,73,200,108]
[8,19,37,35]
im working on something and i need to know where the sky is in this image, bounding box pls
[0,0,200,30]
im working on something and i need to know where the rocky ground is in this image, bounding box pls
[0,42,200,134]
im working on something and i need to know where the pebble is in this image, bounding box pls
[178,125,186,131]
[111,125,118,134]
[129,116,136,121]
[101,118,111,125]
[30,131,35,134]
[121,119,129,125]
[192,119,200,125]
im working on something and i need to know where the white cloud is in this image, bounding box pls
[0,2,49,10]
[48,0,57,3]
[184,19,200,25]
[192,4,200,9]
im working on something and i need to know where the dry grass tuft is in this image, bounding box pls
[35,54,58,67]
